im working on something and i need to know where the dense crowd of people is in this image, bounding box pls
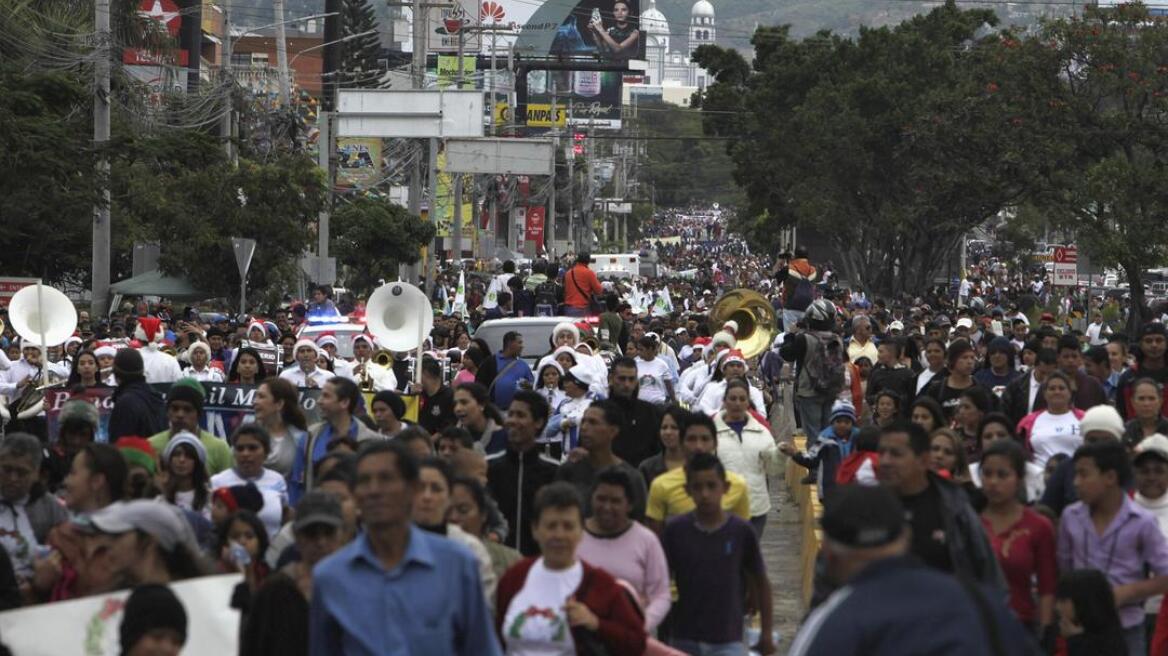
[0,206,1165,655]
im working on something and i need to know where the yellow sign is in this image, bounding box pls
[362,391,420,422]
[436,55,477,89]
[494,103,567,128]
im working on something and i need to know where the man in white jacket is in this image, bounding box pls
[134,317,182,384]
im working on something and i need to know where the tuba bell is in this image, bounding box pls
[710,288,776,360]
[365,282,433,386]
[6,283,78,422]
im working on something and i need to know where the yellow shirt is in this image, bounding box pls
[645,466,751,522]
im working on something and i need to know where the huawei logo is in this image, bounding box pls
[481,1,505,23]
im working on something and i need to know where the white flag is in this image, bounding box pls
[452,271,468,319]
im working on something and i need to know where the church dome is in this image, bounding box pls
[641,0,670,36]
[691,0,714,19]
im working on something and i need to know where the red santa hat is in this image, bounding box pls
[720,349,748,371]
[134,317,164,344]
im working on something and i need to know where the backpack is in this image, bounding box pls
[788,277,815,311]
[534,281,559,308]
[803,330,846,397]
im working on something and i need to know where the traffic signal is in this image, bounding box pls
[573,131,587,156]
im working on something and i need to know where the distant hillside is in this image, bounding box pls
[653,0,1071,53]
[229,0,1073,53]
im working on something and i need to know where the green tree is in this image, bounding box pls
[0,69,97,284]
[340,0,383,88]
[635,100,742,207]
[1030,4,1168,331]
[112,131,324,308]
[330,197,436,294]
[693,3,1065,295]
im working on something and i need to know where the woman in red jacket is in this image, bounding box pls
[496,481,646,656]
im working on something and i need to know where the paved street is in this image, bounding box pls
[763,466,806,652]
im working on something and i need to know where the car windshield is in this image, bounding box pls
[474,321,565,363]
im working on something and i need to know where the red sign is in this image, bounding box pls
[1053,246,1078,264]
[525,206,545,243]
[0,278,37,308]
[124,0,189,65]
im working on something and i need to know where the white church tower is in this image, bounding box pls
[689,0,715,57]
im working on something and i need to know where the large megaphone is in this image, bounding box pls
[365,282,433,353]
[8,283,78,348]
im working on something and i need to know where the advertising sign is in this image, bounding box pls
[435,150,477,240]
[437,55,478,89]
[526,205,547,243]
[480,0,645,64]
[0,277,37,307]
[494,102,568,128]
[1053,245,1078,286]
[522,69,623,129]
[336,138,382,188]
[428,0,481,53]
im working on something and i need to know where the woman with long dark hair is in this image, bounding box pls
[160,433,211,519]
[253,378,307,478]
[228,346,268,386]
[66,349,108,389]
[454,382,507,454]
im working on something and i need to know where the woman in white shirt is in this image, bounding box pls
[159,431,211,519]
[633,335,673,406]
[210,424,288,538]
[696,350,765,416]
[969,414,1046,502]
[1016,372,1084,470]
[714,379,781,537]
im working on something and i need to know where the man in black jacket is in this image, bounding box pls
[606,357,661,467]
[107,349,165,443]
[1000,347,1057,426]
[486,391,559,556]
[866,338,914,411]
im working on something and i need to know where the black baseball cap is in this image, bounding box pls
[820,485,905,549]
[294,491,344,532]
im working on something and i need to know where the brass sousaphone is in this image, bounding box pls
[709,289,776,360]
[7,283,78,421]
[365,282,434,386]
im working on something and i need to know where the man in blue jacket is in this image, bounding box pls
[789,485,1038,656]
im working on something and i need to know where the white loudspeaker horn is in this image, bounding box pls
[8,284,78,347]
[365,282,434,353]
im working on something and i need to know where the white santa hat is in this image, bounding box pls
[316,335,339,349]
[134,317,164,344]
[553,322,580,343]
[711,331,738,350]
[246,321,268,340]
[94,344,118,359]
[722,320,740,335]
[187,341,211,359]
[293,339,320,356]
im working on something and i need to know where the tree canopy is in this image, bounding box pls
[330,196,437,294]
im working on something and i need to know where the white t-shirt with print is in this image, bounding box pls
[1029,411,1082,469]
[635,356,672,405]
[502,558,582,656]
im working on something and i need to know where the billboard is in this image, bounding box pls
[428,0,482,54]
[479,0,644,65]
[336,138,382,189]
[523,69,623,128]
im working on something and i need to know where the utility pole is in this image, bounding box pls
[427,138,438,293]
[410,0,426,283]
[547,75,557,257]
[221,0,234,162]
[567,99,574,253]
[452,27,464,262]
[92,0,111,316]
[273,0,290,104]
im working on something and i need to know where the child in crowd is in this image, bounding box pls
[780,400,860,500]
